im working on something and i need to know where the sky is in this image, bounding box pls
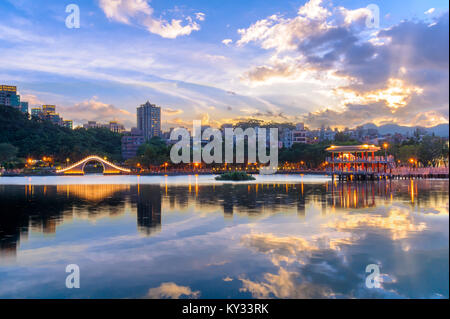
[0,0,448,130]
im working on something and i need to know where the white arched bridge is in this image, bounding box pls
[56,155,131,175]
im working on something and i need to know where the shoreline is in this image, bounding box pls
[0,170,329,177]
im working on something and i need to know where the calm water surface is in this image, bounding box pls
[0,175,448,298]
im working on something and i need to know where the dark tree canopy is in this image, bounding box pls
[0,106,123,163]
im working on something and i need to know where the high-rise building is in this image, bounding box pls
[83,121,103,129]
[42,105,56,115]
[0,85,20,108]
[121,128,145,160]
[63,120,73,129]
[109,121,125,133]
[20,102,28,114]
[292,123,307,144]
[281,128,293,148]
[137,101,161,141]
[83,120,125,133]
[31,107,42,117]
[46,113,62,126]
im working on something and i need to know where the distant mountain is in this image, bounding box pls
[361,123,449,137]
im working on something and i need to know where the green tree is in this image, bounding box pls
[0,106,123,165]
[0,143,18,163]
[136,137,170,167]
[418,136,448,167]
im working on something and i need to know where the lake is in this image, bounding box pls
[0,175,448,298]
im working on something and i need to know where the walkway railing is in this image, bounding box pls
[326,155,395,163]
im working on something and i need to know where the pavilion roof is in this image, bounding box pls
[325,144,381,153]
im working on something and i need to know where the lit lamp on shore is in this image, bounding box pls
[383,143,389,161]
[409,158,415,169]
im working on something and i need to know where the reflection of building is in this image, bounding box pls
[136,185,162,236]
[137,101,161,140]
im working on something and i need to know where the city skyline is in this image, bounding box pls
[0,0,448,130]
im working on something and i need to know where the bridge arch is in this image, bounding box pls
[56,155,131,175]
[81,158,106,174]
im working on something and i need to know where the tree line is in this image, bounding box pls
[0,106,122,168]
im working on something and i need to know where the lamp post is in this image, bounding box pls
[383,143,388,161]
[409,158,415,171]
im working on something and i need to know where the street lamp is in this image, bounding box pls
[409,158,415,170]
[383,143,388,161]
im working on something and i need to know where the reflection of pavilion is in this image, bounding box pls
[329,181,392,209]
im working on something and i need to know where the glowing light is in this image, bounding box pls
[336,78,423,109]
[56,155,131,174]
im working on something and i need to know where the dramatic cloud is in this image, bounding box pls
[145,282,200,299]
[98,0,203,38]
[239,267,334,299]
[325,208,427,240]
[59,97,135,127]
[236,0,449,128]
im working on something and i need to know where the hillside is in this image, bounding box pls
[361,123,449,137]
[0,106,123,162]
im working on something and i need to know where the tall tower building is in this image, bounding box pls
[20,102,29,114]
[137,101,161,140]
[42,105,56,115]
[0,85,20,107]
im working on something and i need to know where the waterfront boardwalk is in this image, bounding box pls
[325,144,449,181]
[328,166,449,181]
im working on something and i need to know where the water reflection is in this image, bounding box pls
[0,179,448,298]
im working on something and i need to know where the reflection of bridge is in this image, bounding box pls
[56,155,131,175]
